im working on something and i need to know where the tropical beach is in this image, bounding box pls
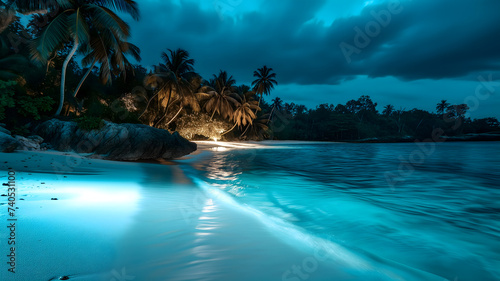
[1,0,500,281]
[1,141,500,281]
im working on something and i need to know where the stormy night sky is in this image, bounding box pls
[123,0,500,118]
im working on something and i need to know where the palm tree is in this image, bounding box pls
[30,0,139,116]
[236,84,251,95]
[221,91,260,136]
[164,75,204,127]
[73,28,141,98]
[251,65,277,111]
[142,49,200,127]
[383,104,394,116]
[243,115,270,140]
[436,100,450,116]
[295,104,307,116]
[268,96,283,122]
[202,70,240,121]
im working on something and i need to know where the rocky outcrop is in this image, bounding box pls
[0,131,19,153]
[0,126,10,135]
[15,135,44,151]
[34,119,197,160]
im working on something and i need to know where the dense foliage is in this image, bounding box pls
[269,96,500,141]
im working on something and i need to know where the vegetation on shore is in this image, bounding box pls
[1,1,499,142]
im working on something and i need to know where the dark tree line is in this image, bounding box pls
[268,96,500,141]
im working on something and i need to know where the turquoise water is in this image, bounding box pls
[1,141,499,281]
[182,141,500,281]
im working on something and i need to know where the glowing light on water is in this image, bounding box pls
[70,187,139,205]
[211,146,228,152]
[26,181,140,206]
[196,141,302,150]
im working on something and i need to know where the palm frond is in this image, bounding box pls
[68,8,90,44]
[94,0,140,20]
[85,4,130,39]
[30,12,70,62]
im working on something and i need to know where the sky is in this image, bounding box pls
[123,0,500,118]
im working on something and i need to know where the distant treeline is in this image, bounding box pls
[266,96,500,141]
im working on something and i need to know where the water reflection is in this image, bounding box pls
[188,141,500,281]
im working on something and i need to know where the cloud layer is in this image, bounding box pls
[128,0,500,85]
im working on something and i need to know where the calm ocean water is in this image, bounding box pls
[179,141,500,281]
[2,141,499,281]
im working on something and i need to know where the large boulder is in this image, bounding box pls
[34,119,197,160]
[15,135,44,151]
[0,131,19,153]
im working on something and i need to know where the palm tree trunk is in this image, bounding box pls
[240,124,251,138]
[267,106,275,123]
[73,59,96,98]
[154,89,174,127]
[165,105,183,126]
[221,123,238,136]
[255,95,262,114]
[139,91,160,119]
[210,109,216,121]
[55,41,79,116]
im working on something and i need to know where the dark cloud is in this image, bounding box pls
[122,0,500,119]
[128,0,500,85]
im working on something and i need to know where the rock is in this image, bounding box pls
[27,135,44,143]
[34,119,197,160]
[15,135,44,151]
[0,126,10,135]
[0,131,20,152]
[40,143,52,150]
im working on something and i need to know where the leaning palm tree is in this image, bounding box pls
[436,100,450,116]
[221,91,260,136]
[164,75,205,127]
[73,28,141,98]
[30,0,139,116]
[203,70,240,121]
[243,114,270,140]
[142,48,198,127]
[251,65,277,111]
